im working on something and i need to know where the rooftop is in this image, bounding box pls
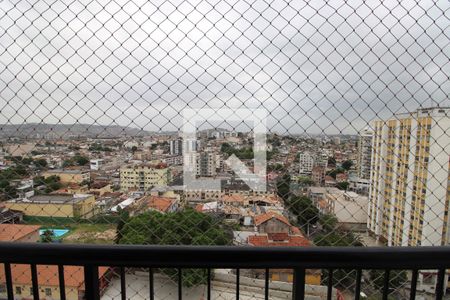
[0,264,109,288]
[8,194,91,204]
[0,224,40,241]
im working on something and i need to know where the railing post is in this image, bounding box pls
[292,268,305,300]
[84,265,100,300]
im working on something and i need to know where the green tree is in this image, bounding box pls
[287,196,319,230]
[34,175,62,194]
[115,208,130,244]
[276,174,291,201]
[118,209,232,286]
[326,168,345,179]
[342,160,353,171]
[34,158,48,168]
[315,230,363,289]
[336,181,349,190]
[369,269,408,291]
[41,229,54,243]
[73,155,89,166]
[318,214,338,233]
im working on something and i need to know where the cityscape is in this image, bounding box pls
[0,106,448,299]
[0,0,449,299]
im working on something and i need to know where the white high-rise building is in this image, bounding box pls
[357,128,373,180]
[169,139,183,156]
[298,152,315,175]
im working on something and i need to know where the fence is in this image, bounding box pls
[0,0,449,299]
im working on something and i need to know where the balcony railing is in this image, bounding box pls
[0,243,450,300]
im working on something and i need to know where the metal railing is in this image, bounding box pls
[1,243,450,300]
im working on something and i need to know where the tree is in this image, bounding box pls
[315,230,363,289]
[328,157,336,167]
[276,174,291,201]
[287,196,319,230]
[34,158,48,168]
[63,155,89,167]
[336,181,349,190]
[131,146,138,153]
[342,160,353,171]
[41,230,54,243]
[73,155,89,166]
[118,209,232,286]
[34,175,62,194]
[326,168,345,179]
[293,176,315,187]
[115,208,130,244]
[318,214,338,233]
[369,269,408,291]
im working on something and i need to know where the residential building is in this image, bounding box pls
[368,107,450,247]
[120,163,170,192]
[312,166,326,186]
[298,152,315,175]
[0,224,40,242]
[132,195,179,214]
[196,151,217,177]
[169,138,183,156]
[0,265,110,300]
[357,128,373,180]
[309,187,368,231]
[90,159,104,171]
[4,194,96,219]
[42,169,90,184]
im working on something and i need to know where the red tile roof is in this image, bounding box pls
[253,212,290,226]
[146,196,175,213]
[0,265,109,288]
[222,194,246,203]
[0,224,41,241]
[248,234,311,247]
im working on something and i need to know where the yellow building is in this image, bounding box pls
[42,169,90,184]
[4,194,96,219]
[368,107,450,247]
[120,163,170,192]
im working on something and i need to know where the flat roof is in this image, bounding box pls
[8,194,91,204]
[45,169,88,174]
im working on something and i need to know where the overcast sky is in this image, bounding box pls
[0,0,449,134]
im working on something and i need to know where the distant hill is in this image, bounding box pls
[0,123,152,139]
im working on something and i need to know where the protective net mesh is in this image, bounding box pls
[0,0,449,299]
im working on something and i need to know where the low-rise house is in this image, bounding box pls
[0,207,23,224]
[336,173,348,183]
[89,182,112,196]
[0,224,40,242]
[308,187,368,231]
[0,265,110,300]
[4,194,96,219]
[42,169,90,184]
[247,233,320,285]
[140,195,179,214]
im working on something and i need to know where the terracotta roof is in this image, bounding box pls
[0,224,41,241]
[248,234,310,247]
[0,265,109,288]
[253,212,290,227]
[290,226,302,235]
[146,196,176,213]
[267,232,289,241]
[318,199,328,209]
[222,194,246,203]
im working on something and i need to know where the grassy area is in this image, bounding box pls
[62,223,117,245]
[23,216,117,244]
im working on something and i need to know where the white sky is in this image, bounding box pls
[0,0,449,134]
